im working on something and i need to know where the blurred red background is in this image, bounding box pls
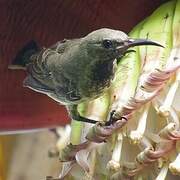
[0,0,166,131]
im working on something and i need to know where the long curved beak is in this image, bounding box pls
[126,38,164,48]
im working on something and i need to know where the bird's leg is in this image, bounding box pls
[67,105,99,124]
[67,105,127,126]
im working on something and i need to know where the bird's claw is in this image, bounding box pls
[104,110,127,126]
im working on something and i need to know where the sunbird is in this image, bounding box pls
[10,28,163,125]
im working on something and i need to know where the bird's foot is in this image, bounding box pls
[104,110,127,126]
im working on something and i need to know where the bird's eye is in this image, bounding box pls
[102,40,113,49]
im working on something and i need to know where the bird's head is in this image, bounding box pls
[82,28,163,62]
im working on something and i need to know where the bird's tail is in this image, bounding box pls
[8,40,40,70]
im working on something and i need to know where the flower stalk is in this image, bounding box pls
[51,1,180,179]
[155,162,169,180]
[107,133,123,172]
[129,104,150,144]
[169,141,180,175]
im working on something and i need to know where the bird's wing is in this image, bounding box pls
[23,47,59,96]
[24,39,81,101]
[23,75,54,94]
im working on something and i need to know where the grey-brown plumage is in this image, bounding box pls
[11,28,163,124]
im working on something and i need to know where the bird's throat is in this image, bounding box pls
[88,60,115,94]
